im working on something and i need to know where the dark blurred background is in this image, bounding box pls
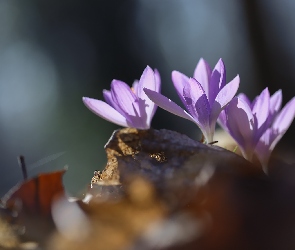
[0,0,294,196]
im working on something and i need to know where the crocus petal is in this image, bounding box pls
[154,68,161,93]
[193,58,212,97]
[183,78,211,140]
[251,88,270,140]
[103,89,125,116]
[82,97,128,127]
[214,58,226,89]
[132,80,139,94]
[215,75,240,107]
[255,128,272,171]
[208,59,226,105]
[136,66,158,125]
[210,75,240,126]
[183,78,210,124]
[217,110,228,133]
[256,97,295,170]
[256,125,289,171]
[272,96,295,134]
[269,89,282,120]
[111,80,138,116]
[137,66,156,99]
[238,93,252,108]
[143,88,195,122]
[111,80,147,128]
[226,97,256,160]
[147,68,161,121]
[102,89,113,106]
[171,70,189,106]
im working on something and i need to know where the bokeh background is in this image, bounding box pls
[0,0,294,196]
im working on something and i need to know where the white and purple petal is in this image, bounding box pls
[183,78,212,141]
[136,66,156,99]
[143,88,195,123]
[82,97,128,127]
[208,59,226,105]
[111,80,147,128]
[148,68,161,120]
[193,58,212,97]
[210,75,240,126]
[269,89,282,118]
[132,80,139,94]
[183,78,210,126]
[238,93,252,108]
[103,89,125,116]
[136,66,158,126]
[154,68,161,93]
[256,96,295,170]
[272,96,295,135]
[172,70,190,106]
[251,88,270,140]
[266,89,282,127]
[225,97,257,160]
[217,110,228,133]
[111,80,138,116]
[255,128,272,170]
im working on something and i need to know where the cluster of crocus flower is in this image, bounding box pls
[83,58,295,170]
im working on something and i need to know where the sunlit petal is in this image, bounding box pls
[251,88,270,139]
[136,66,158,125]
[144,88,195,122]
[193,58,211,97]
[111,79,138,116]
[103,89,125,116]
[272,96,295,134]
[82,97,128,127]
[172,70,189,106]
[238,93,252,109]
[269,89,282,118]
[208,59,226,105]
[183,78,210,131]
[255,128,272,170]
[226,97,256,160]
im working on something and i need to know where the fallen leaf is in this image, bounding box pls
[1,169,66,245]
[2,169,66,217]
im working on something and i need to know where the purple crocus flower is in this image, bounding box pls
[255,95,295,170]
[144,58,239,143]
[239,89,283,127]
[219,88,295,169]
[83,66,161,129]
[218,88,270,161]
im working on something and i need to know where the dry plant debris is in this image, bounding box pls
[1,128,295,250]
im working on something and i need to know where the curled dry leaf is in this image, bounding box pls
[2,169,66,217]
[1,169,66,246]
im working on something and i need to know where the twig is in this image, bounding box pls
[17,155,27,181]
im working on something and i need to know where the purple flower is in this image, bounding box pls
[218,88,270,161]
[143,58,239,143]
[82,66,161,129]
[219,88,295,168]
[255,95,295,170]
[239,89,283,127]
